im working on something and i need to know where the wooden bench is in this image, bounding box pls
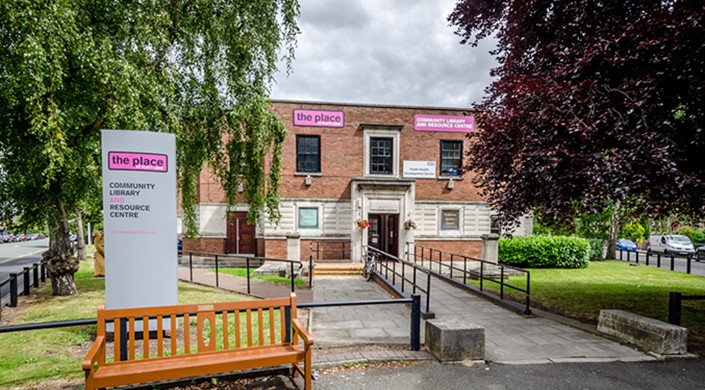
[83,293,313,390]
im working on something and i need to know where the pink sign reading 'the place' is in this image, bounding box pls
[414,114,475,133]
[108,152,168,172]
[293,109,345,127]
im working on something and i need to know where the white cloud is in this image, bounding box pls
[271,0,497,108]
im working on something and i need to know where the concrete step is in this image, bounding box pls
[313,262,364,276]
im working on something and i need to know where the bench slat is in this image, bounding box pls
[235,309,241,348]
[128,317,135,360]
[279,306,286,344]
[170,314,177,356]
[258,308,264,345]
[269,307,275,344]
[92,345,305,389]
[246,309,253,347]
[223,311,229,350]
[157,315,163,357]
[184,313,191,354]
[143,315,149,359]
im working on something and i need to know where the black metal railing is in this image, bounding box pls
[364,245,434,317]
[668,291,705,326]
[0,295,423,352]
[186,251,306,294]
[406,243,531,315]
[0,262,46,308]
[618,249,698,274]
[310,240,351,261]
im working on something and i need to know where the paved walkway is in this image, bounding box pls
[178,265,654,365]
[312,271,654,365]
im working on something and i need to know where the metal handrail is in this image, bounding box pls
[408,243,531,314]
[185,251,303,294]
[364,245,434,316]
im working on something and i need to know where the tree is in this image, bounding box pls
[449,1,705,232]
[0,1,299,295]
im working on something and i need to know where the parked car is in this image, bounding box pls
[648,234,696,256]
[696,246,705,262]
[615,238,637,252]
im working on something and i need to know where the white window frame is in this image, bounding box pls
[297,206,320,230]
[439,208,462,236]
[363,128,400,178]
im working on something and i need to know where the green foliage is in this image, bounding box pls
[499,235,590,269]
[675,226,705,244]
[215,267,305,286]
[587,239,605,261]
[0,1,300,242]
[623,222,646,242]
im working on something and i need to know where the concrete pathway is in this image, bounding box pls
[313,271,654,365]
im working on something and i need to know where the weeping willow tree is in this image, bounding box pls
[0,1,299,295]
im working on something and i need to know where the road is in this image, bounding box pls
[0,238,48,305]
[619,249,705,277]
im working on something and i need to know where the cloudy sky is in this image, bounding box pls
[271,0,498,108]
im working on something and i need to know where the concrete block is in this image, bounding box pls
[425,319,484,362]
[597,310,687,355]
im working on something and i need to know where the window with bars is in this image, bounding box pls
[370,137,393,175]
[296,135,320,173]
[440,140,463,176]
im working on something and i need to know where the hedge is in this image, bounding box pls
[499,235,590,269]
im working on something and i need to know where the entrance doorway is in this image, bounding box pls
[226,212,256,254]
[368,213,399,258]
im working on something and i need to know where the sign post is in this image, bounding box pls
[101,130,177,318]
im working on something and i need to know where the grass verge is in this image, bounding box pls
[0,260,250,388]
[474,260,705,346]
[215,267,306,286]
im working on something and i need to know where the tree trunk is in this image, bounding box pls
[43,200,79,296]
[606,200,621,260]
[76,209,87,261]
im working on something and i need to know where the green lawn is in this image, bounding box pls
[215,267,306,286]
[478,261,705,346]
[0,261,250,388]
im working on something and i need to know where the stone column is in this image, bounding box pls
[286,232,301,261]
[481,233,500,264]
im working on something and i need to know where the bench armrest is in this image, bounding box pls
[292,319,314,346]
[82,335,106,371]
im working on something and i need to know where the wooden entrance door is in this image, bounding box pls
[227,212,256,254]
[368,213,399,258]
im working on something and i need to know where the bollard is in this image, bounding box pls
[189,253,193,281]
[410,294,421,351]
[687,256,692,274]
[23,267,30,296]
[246,257,251,295]
[646,252,650,266]
[33,265,39,288]
[669,292,682,326]
[40,263,46,282]
[290,262,295,293]
[657,253,661,268]
[9,274,18,307]
[671,255,675,271]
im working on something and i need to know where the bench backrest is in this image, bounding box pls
[95,293,299,365]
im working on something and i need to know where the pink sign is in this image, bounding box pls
[108,152,168,172]
[293,109,345,127]
[414,114,475,132]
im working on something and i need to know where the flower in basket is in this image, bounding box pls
[355,219,370,229]
[403,219,417,230]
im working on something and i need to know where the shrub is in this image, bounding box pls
[622,222,646,242]
[587,239,605,261]
[675,226,705,244]
[499,235,590,269]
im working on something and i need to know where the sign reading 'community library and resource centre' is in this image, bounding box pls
[102,130,177,314]
[293,109,345,127]
[414,114,475,133]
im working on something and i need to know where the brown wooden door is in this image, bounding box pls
[227,212,256,254]
[367,213,399,258]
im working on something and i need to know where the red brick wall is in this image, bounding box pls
[262,239,287,260]
[197,101,484,203]
[414,240,482,260]
[183,237,226,254]
[302,239,352,261]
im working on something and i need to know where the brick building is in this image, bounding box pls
[184,100,531,261]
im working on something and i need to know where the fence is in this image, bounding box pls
[406,243,531,315]
[0,296,423,352]
[618,249,698,274]
[364,245,434,317]
[0,262,46,308]
[185,251,307,294]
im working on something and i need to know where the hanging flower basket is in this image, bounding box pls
[403,219,417,230]
[356,219,370,229]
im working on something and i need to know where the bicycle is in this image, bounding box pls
[362,251,378,281]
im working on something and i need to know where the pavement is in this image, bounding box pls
[178,264,655,367]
